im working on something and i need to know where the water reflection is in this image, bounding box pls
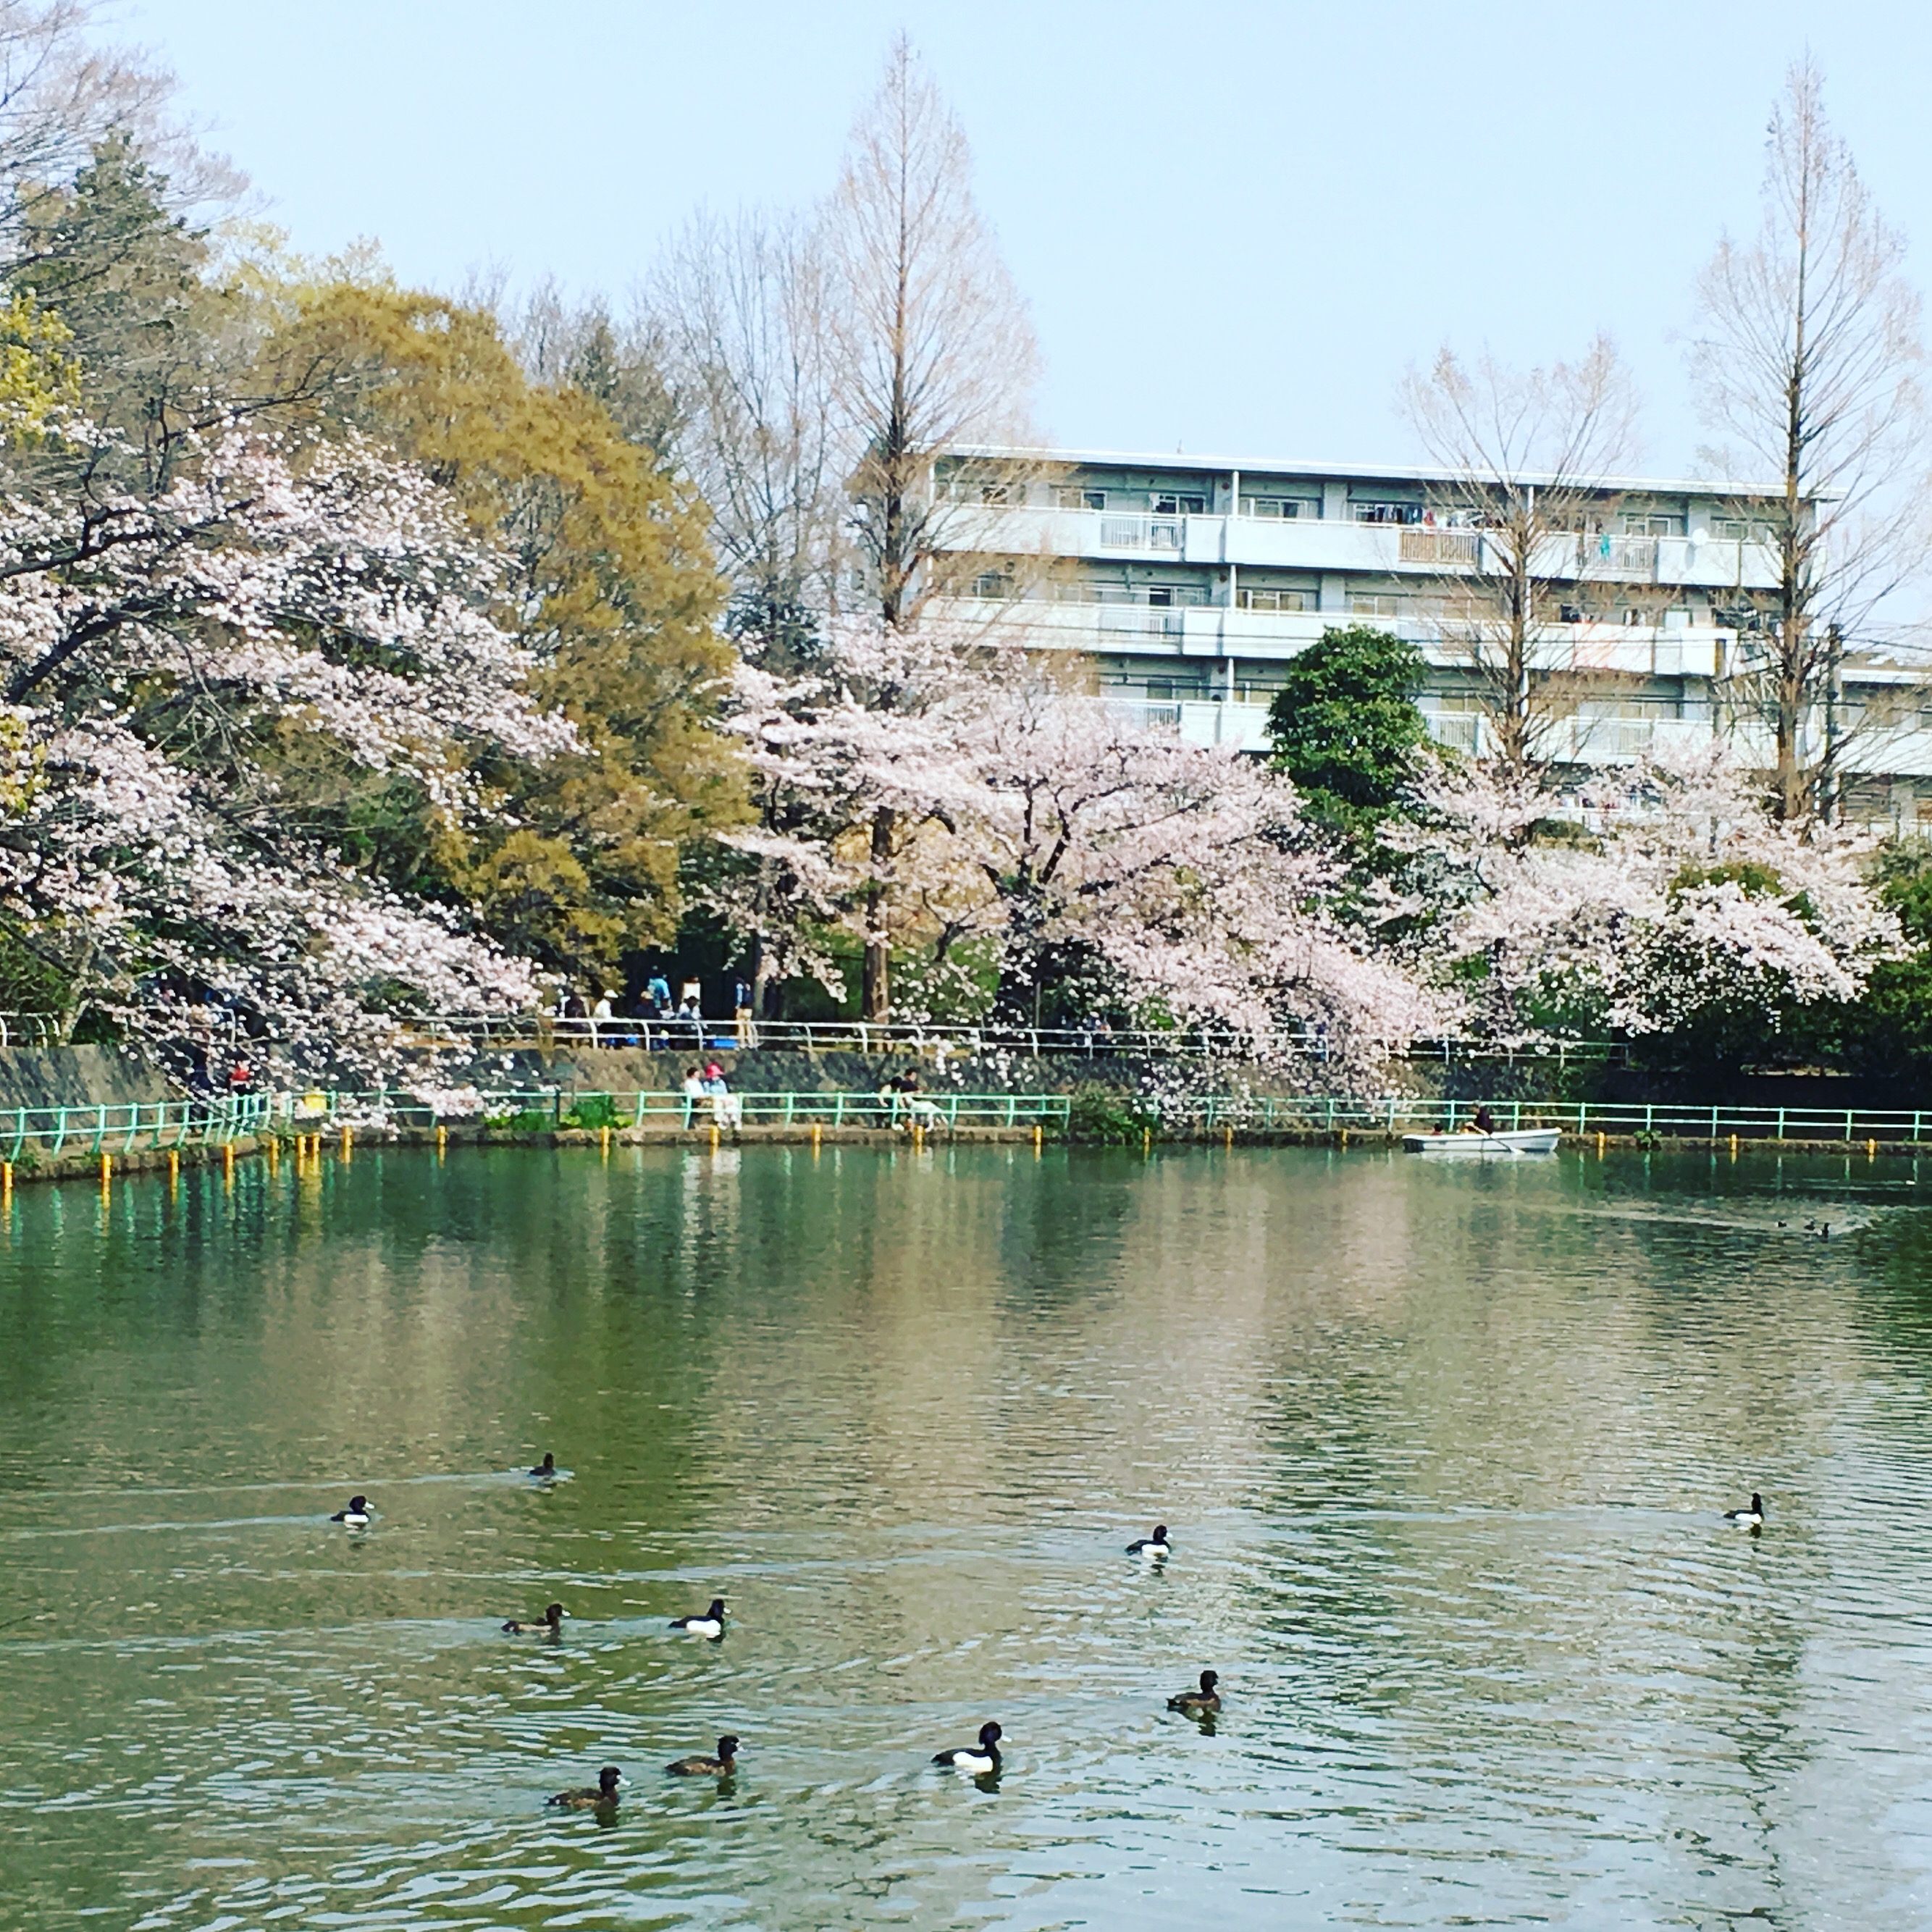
[0,1145,1928,1927]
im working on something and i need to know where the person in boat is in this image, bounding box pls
[1463,1105,1498,1135]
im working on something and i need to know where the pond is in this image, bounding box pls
[3,1141,1932,1929]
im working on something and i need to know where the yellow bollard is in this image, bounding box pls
[224,1141,235,1174]
[436,1125,448,1159]
[168,1148,179,1186]
[266,1135,279,1170]
[913,1122,925,1149]
[1868,1138,1878,1157]
[1033,1123,1043,1155]
[1340,1127,1348,1148]
[101,1152,112,1187]
[811,1121,822,1151]
[600,1125,611,1159]
[340,1125,352,1160]
[710,1125,720,1151]
[1225,1124,1233,1150]
[1,1159,9,1204]
[1597,1132,1606,1157]
[1143,1126,1152,1156]
[1729,1134,1738,1157]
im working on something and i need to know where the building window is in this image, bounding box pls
[1238,587,1312,613]
[1151,490,1206,515]
[1349,592,1406,618]
[979,482,1017,505]
[1621,513,1684,537]
[973,569,1015,600]
[1241,495,1308,520]
[1055,485,1106,511]
[1713,517,1779,544]
[1146,583,1211,608]
[1352,500,1421,526]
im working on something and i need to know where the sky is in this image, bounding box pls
[115,0,1932,482]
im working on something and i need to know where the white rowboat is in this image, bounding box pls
[1401,1127,1561,1157]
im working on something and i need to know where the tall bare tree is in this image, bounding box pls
[1690,56,1931,823]
[1400,335,1642,786]
[647,209,842,666]
[821,33,1039,1016]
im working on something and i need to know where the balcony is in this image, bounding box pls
[1421,711,1721,765]
[929,596,1735,678]
[1099,697,1274,752]
[938,503,1786,592]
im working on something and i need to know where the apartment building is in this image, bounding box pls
[927,448,1932,823]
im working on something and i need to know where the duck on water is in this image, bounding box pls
[933,1722,1002,1775]
[667,1735,740,1776]
[1167,1669,1220,1714]
[503,1602,565,1636]
[671,1597,726,1638]
[548,1766,621,1809]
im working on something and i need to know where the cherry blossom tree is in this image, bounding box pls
[709,623,1442,1077]
[1394,746,1902,1051]
[0,424,571,1079]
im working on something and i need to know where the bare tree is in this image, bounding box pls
[821,33,1040,1016]
[1400,335,1642,787]
[0,2,239,251]
[646,209,841,666]
[500,275,684,460]
[1690,57,1930,823]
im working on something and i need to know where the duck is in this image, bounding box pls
[529,1453,558,1479]
[670,1597,726,1638]
[1167,1668,1221,1714]
[933,1721,1002,1775]
[666,1734,739,1776]
[503,1601,565,1636]
[1723,1492,1765,1527]
[1127,1524,1170,1558]
[547,1765,621,1809]
[329,1495,372,1526]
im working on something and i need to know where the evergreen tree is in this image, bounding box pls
[1266,625,1432,839]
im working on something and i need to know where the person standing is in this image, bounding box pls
[733,975,755,1048]
[591,991,613,1047]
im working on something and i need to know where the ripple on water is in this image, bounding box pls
[1,1145,1931,1928]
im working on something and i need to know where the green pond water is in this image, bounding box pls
[4,1141,1932,1930]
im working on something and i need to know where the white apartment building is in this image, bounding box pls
[928,447,1932,823]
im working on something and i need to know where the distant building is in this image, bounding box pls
[924,446,1932,824]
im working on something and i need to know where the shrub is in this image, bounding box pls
[1064,1083,1158,1145]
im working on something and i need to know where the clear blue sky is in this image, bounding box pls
[119,1,1932,479]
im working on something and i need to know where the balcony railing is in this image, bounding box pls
[1097,513,1185,551]
[946,503,1786,592]
[1421,710,1718,763]
[1398,529,1482,565]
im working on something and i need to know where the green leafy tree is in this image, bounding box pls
[265,282,744,978]
[1266,625,1432,839]
[1834,846,1932,1075]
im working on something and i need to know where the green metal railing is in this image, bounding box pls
[0,1094,274,1162]
[5,1088,1929,1167]
[1154,1094,1932,1144]
[306,1090,1932,1145]
[351,1089,1075,1133]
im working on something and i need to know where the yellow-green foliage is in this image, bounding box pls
[0,290,80,443]
[267,281,745,970]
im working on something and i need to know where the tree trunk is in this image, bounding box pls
[860,803,894,1020]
